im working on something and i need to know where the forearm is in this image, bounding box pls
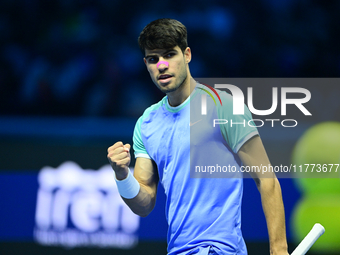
[108,143,158,217]
[238,136,288,254]
[115,167,157,217]
[122,182,157,217]
[259,178,288,254]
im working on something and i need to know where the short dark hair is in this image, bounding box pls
[138,18,188,55]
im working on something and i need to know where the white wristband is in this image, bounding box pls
[114,169,140,199]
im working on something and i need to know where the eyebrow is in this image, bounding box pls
[145,49,177,59]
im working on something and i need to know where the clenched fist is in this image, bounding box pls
[107,141,131,180]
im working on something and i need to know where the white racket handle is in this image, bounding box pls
[291,223,325,255]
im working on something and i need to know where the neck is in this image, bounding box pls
[167,76,196,107]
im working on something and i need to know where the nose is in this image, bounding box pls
[157,60,169,69]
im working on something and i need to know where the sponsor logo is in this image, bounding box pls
[34,161,139,248]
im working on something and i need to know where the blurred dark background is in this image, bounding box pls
[0,0,339,118]
[0,0,339,255]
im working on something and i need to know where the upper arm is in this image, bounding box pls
[133,157,159,199]
[132,115,159,197]
[237,135,276,181]
[215,91,259,153]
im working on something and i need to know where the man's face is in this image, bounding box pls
[144,46,191,94]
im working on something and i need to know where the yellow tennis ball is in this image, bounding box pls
[291,122,340,194]
[292,196,340,252]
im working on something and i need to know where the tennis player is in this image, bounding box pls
[108,18,289,255]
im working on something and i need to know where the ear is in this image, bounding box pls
[143,58,150,71]
[184,47,192,64]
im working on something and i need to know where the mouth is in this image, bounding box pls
[158,74,173,84]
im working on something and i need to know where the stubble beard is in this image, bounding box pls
[156,68,188,94]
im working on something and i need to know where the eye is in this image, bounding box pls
[165,53,175,58]
[147,57,159,64]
